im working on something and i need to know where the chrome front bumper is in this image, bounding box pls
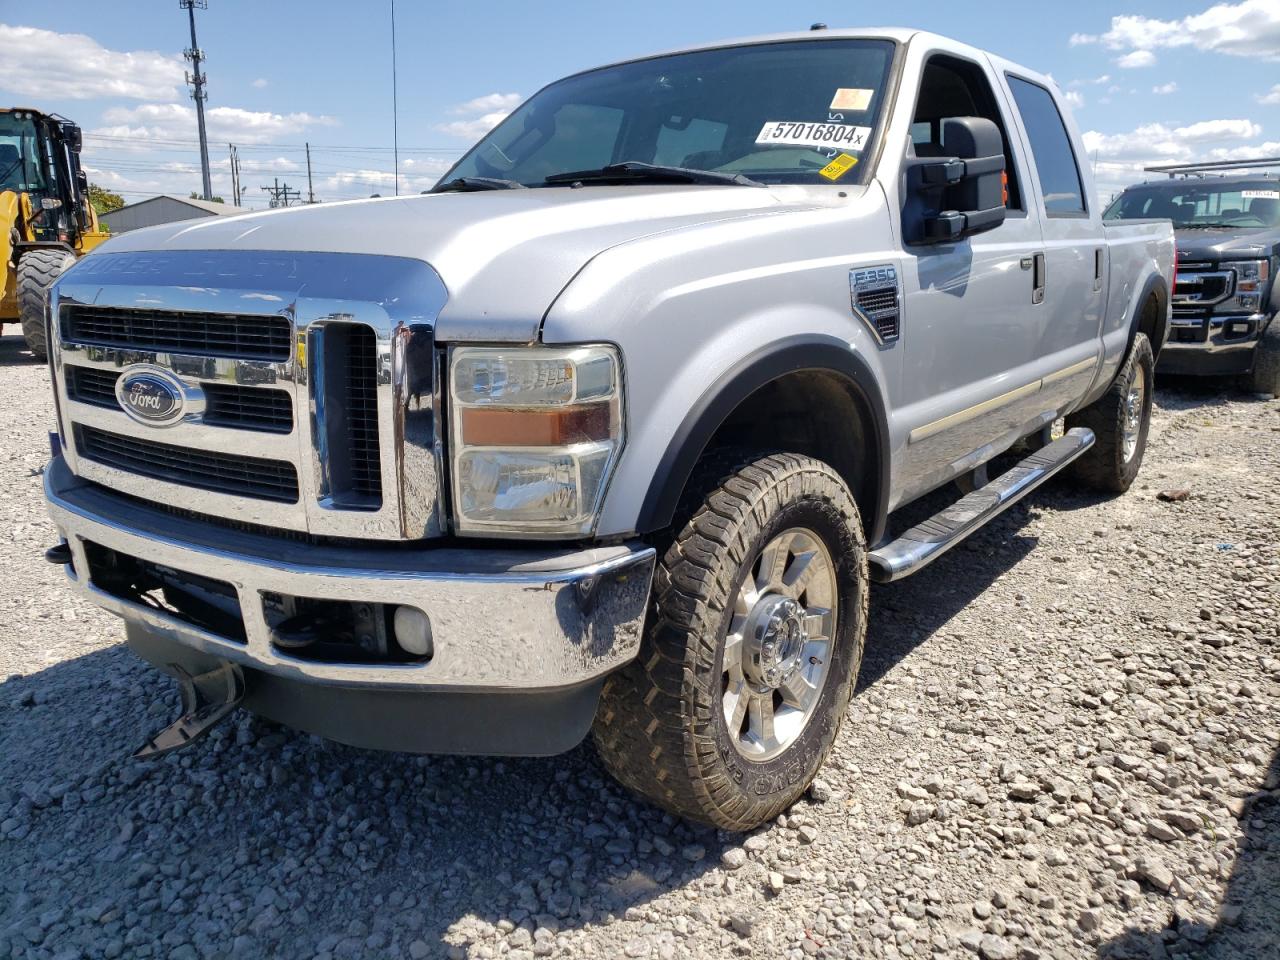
[44,457,656,695]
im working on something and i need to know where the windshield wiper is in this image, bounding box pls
[544,161,764,187]
[431,176,526,193]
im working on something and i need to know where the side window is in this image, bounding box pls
[1006,76,1086,217]
[911,55,1024,211]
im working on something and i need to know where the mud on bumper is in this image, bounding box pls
[44,457,656,755]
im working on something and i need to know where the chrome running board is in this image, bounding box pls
[869,427,1095,583]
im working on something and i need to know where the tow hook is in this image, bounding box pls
[133,662,245,760]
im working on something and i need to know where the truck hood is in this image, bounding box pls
[93,186,814,341]
[1174,225,1279,261]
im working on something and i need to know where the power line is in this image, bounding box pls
[83,133,466,153]
[261,178,302,208]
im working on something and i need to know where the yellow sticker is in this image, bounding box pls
[830,88,873,111]
[819,153,859,181]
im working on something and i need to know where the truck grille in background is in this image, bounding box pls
[65,367,294,433]
[1172,265,1232,313]
[75,425,300,503]
[63,306,292,361]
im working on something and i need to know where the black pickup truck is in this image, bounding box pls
[1104,165,1280,394]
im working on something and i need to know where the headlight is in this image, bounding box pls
[1226,259,1270,313]
[448,344,623,536]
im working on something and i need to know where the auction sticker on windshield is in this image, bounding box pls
[1243,190,1280,200]
[756,121,872,152]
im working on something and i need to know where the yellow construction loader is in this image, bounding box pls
[1,108,109,360]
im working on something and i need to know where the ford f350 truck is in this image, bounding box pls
[1103,161,1280,395]
[41,28,1173,830]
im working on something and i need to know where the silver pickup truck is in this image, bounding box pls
[41,28,1173,830]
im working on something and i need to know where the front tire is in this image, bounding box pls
[1065,333,1154,493]
[1242,318,1280,397]
[592,453,868,831]
[17,248,76,362]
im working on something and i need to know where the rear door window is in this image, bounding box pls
[1007,76,1086,217]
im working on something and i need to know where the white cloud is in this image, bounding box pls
[318,157,456,197]
[1073,0,1280,61]
[1152,82,1179,94]
[435,113,512,141]
[1063,90,1085,109]
[1176,118,1263,140]
[1083,118,1262,162]
[449,93,522,115]
[93,103,338,145]
[1259,83,1280,104]
[252,78,269,89]
[1083,117,1273,204]
[0,24,184,100]
[436,92,523,142]
[1117,50,1156,68]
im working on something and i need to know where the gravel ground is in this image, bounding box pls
[1,330,1277,960]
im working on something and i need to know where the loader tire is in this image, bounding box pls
[592,452,868,831]
[1065,333,1154,493]
[18,248,76,362]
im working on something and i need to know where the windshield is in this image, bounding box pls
[441,39,896,188]
[1103,181,1280,228]
[0,113,47,194]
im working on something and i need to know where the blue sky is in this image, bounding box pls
[2,0,1278,207]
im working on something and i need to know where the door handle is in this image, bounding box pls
[1094,248,1104,292]
[1032,252,1046,304]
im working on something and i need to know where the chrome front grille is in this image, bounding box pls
[346,326,382,499]
[63,305,292,361]
[67,366,294,433]
[75,425,300,502]
[49,250,447,540]
[64,366,119,407]
[1173,265,1233,310]
[203,384,293,433]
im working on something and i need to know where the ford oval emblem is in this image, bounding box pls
[116,370,185,426]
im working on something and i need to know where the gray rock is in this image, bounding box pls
[979,934,1017,960]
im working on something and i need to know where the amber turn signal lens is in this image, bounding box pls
[460,403,613,446]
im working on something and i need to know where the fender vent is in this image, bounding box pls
[851,266,901,344]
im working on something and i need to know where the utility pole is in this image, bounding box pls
[390,0,400,196]
[228,143,240,206]
[180,0,213,201]
[305,142,315,203]
[261,178,301,208]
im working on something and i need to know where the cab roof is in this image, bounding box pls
[577,28,1046,84]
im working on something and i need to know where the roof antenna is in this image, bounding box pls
[810,22,828,30]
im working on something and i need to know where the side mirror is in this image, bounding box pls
[903,116,1007,244]
[61,122,83,154]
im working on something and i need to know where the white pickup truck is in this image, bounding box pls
[42,28,1173,830]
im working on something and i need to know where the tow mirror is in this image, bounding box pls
[903,116,1007,244]
[61,122,83,154]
